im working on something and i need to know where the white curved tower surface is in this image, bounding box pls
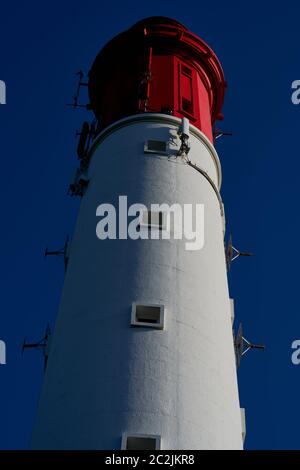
[31,17,243,450]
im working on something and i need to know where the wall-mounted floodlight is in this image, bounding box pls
[178,117,191,156]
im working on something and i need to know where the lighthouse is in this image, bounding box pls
[31,16,244,450]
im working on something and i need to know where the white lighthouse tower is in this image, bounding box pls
[31,16,244,450]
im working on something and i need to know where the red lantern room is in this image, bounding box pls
[88,16,226,143]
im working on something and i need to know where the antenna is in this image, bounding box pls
[226,235,253,270]
[22,324,51,371]
[177,118,191,156]
[234,323,265,368]
[76,119,97,161]
[66,70,90,110]
[44,235,69,270]
[68,170,89,197]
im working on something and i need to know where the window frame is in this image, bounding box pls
[121,433,161,450]
[131,302,165,330]
[144,139,169,155]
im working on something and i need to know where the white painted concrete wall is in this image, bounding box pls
[31,114,243,449]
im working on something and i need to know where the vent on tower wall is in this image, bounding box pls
[144,139,168,155]
[121,433,161,450]
[131,302,165,329]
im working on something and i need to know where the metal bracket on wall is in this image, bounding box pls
[44,235,70,271]
[22,324,51,371]
[234,323,265,368]
[226,235,253,270]
[213,127,232,142]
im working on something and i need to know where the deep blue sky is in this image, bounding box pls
[0,0,300,450]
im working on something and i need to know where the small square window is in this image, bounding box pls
[144,140,168,155]
[121,433,161,450]
[131,303,164,329]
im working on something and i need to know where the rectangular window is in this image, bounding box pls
[131,303,165,329]
[181,97,193,115]
[121,433,161,450]
[144,139,168,155]
[178,62,195,118]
